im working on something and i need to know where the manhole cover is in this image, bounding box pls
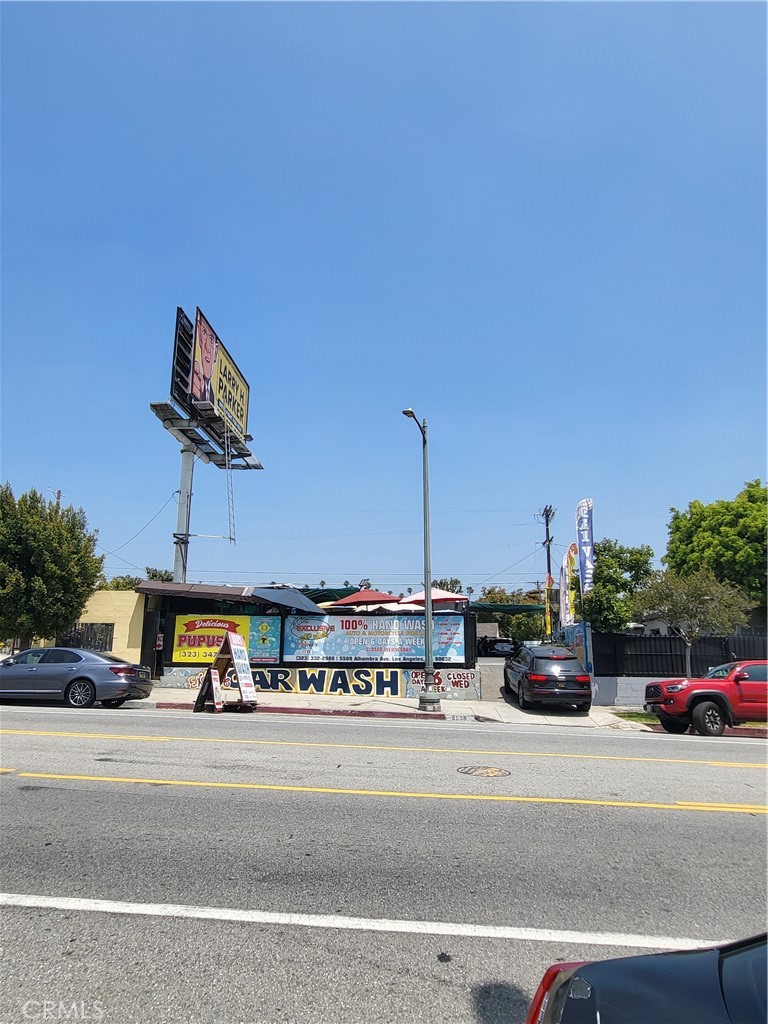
[457,765,510,778]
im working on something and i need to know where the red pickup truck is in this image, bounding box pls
[644,660,767,736]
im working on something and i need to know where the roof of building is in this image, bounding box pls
[134,581,325,614]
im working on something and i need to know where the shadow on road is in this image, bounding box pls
[472,980,531,1024]
[496,686,588,717]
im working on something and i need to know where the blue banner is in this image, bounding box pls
[575,498,595,596]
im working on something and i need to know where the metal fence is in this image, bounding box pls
[592,631,767,678]
[57,622,115,652]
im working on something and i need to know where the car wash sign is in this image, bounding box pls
[282,614,465,663]
[576,497,595,596]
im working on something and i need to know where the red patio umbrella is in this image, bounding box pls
[332,589,397,606]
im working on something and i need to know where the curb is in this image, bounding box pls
[154,701,447,721]
[647,723,767,739]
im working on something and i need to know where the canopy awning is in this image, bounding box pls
[469,602,545,614]
[332,589,396,606]
[134,581,325,614]
[409,588,469,604]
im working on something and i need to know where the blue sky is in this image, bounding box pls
[2,2,765,596]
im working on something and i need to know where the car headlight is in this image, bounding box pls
[665,681,689,693]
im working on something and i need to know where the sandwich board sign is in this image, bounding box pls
[193,631,257,712]
[229,631,258,701]
[209,668,223,711]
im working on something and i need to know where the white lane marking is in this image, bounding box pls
[0,892,724,950]
[0,705,764,745]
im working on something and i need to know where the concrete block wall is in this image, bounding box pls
[593,676,658,707]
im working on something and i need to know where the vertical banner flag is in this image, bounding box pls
[560,551,574,626]
[575,498,595,597]
[544,574,554,637]
[568,542,579,623]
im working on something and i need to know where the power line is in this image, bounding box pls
[105,492,179,553]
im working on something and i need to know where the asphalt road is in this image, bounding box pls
[1,704,766,1024]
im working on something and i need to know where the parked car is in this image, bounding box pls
[504,643,592,712]
[524,932,766,1024]
[643,660,768,736]
[478,637,521,657]
[0,647,153,708]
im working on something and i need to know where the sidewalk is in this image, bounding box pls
[135,687,650,731]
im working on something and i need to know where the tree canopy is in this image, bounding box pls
[574,538,655,632]
[431,577,463,594]
[0,484,103,647]
[664,480,767,612]
[632,568,751,675]
[99,566,173,590]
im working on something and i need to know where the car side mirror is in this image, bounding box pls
[734,670,749,682]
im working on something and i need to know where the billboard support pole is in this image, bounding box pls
[173,446,195,583]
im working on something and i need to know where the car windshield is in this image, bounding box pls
[704,663,738,679]
[534,656,581,671]
[89,653,129,665]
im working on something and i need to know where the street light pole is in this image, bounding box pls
[402,408,440,712]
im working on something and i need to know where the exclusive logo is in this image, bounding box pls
[291,618,335,641]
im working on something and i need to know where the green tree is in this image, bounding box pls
[100,574,143,591]
[665,480,767,612]
[574,538,655,632]
[98,566,173,590]
[432,577,463,593]
[145,566,173,582]
[0,485,103,649]
[632,568,751,676]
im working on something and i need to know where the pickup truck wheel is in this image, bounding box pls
[692,701,726,737]
[660,718,690,734]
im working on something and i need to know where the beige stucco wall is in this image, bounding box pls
[77,591,146,663]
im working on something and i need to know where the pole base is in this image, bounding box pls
[418,696,442,713]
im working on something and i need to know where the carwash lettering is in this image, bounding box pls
[251,667,401,697]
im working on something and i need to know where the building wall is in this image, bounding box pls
[77,591,146,663]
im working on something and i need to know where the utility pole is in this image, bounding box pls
[537,506,556,639]
[541,506,555,578]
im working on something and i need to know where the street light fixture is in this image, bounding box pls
[402,408,440,713]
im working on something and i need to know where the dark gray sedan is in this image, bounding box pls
[0,647,153,708]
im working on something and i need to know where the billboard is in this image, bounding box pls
[172,614,281,664]
[190,308,250,440]
[282,614,466,664]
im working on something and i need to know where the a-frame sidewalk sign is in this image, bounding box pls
[193,631,258,713]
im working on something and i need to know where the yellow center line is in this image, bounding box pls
[1,728,764,771]
[5,770,766,815]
